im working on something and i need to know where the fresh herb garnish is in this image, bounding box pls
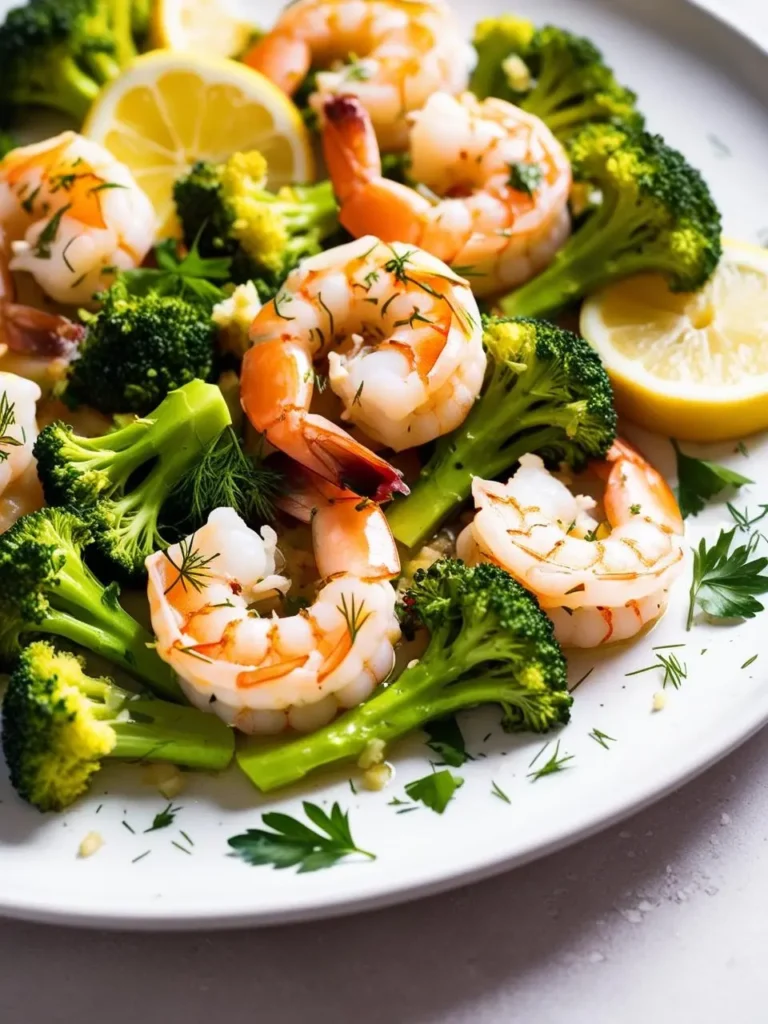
[404,770,463,814]
[491,780,511,804]
[33,204,71,259]
[727,503,768,533]
[0,391,22,463]
[527,741,573,781]
[742,654,758,669]
[589,727,617,750]
[228,801,374,873]
[687,528,768,628]
[145,802,181,833]
[424,716,472,767]
[337,593,371,642]
[119,236,232,309]
[162,533,218,594]
[626,650,687,689]
[673,440,752,518]
[508,161,543,194]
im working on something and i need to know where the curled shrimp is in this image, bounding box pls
[0,132,156,306]
[0,371,44,533]
[457,442,685,648]
[243,0,475,151]
[322,92,572,297]
[146,475,402,735]
[240,234,484,499]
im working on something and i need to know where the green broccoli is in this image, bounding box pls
[34,379,253,580]
[0,130,18,160]
[0,507,179,702]
[500,124,723,320]
[387,317,616,549]
[470,16,643,140]
[0,0,136,126]
[2,642,235,812]
[62,282,217,415]
[237,558,571,792]
[173,150,338,294]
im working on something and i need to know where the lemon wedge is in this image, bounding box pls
[151,0,256,58]
[580,240,768,442]
[83,52,313,238]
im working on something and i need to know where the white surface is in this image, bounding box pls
[3,0,768,1014]
[4,0,768,932]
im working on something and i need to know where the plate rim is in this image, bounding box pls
[1,0,767,931]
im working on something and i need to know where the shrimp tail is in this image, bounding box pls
[1,303,85,358]
[323,95,430,242]
[302,414,409,502]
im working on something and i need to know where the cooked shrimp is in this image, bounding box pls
[241,235,484,499]
[243,0,475,151]
[146,477,402,735]
[457,442,685,647]
[0,371,44,532]
[0,132,156,306]
[322,92,572,297]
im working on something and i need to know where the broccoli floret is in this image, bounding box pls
[237,558,571,791]
[500,124,723,319]
[0,507,179,701]
[387,317,616,549]
[173,150,338,294]
[471,16,643,140]
[2,641,235,812]
[62,282,217,415]
[0,0,136,126]
[34,379,243,579]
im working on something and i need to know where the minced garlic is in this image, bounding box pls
[78,832,104,858]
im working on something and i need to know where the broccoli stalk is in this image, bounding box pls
[0,0,136,125]
[34,380,240,580]
[387,318,616,550]
[500,124,722,319]
[62,282,217,416]
[2,642,234,812]
[237,559,571,792]
[471,16,643,140]
[173,151,339,294]
[0,507,180,702]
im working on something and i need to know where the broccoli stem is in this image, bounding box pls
[111,698,234,771]
[237,619,532,791]
[82,49,123,86]
[387,390,569,550]
[44,558,180,703]
[21,57,101,122]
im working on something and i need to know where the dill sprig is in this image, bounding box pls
[337,593,371,642]
[162,533,218,594]
[0,391,22,464]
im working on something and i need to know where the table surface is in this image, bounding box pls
[4,2,768,1022]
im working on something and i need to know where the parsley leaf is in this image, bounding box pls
[673,440,752,518]
[424,716,472,767]
[145,802,181,832]
[687,528,768,628]
[227,802,374,873]
[404,770,463,814]
[119,238,232,309]
[508,161,543,195]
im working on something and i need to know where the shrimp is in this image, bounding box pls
[243,0,475,151]
[456,441,685,648]
[0,132,156,306]
[240,234,485,498]
[322,92,572,297]
[0,371,44,533]
[146,477,402,735]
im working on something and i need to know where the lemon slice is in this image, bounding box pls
[580,241,768,442]
[151,0,256,58]
[83,52,313,238]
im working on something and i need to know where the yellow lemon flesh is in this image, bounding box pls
[580,241,768,442]
[151,0,256,58]
[84,52,313,238]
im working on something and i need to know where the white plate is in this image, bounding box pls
[2,0,768,930]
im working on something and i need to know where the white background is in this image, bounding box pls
[3,1,768,1021]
